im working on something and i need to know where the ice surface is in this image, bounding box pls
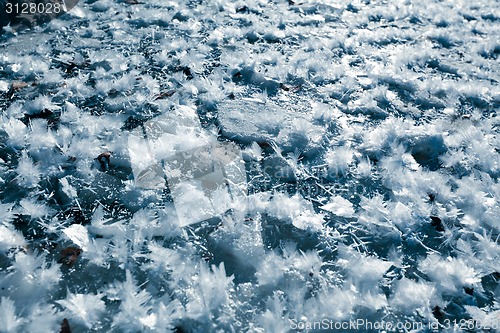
[0,0,499,331]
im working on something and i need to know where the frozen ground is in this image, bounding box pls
[0,0,499,332]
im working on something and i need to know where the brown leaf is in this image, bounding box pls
[60,318,71,333]
[10,81,29,91]
[96,151,112,171]
[59,247,82,266]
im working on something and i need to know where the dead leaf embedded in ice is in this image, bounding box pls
[10,81,29,91]
[59,246,82,266]
[96,151,112,171]
[60,318,71,333]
